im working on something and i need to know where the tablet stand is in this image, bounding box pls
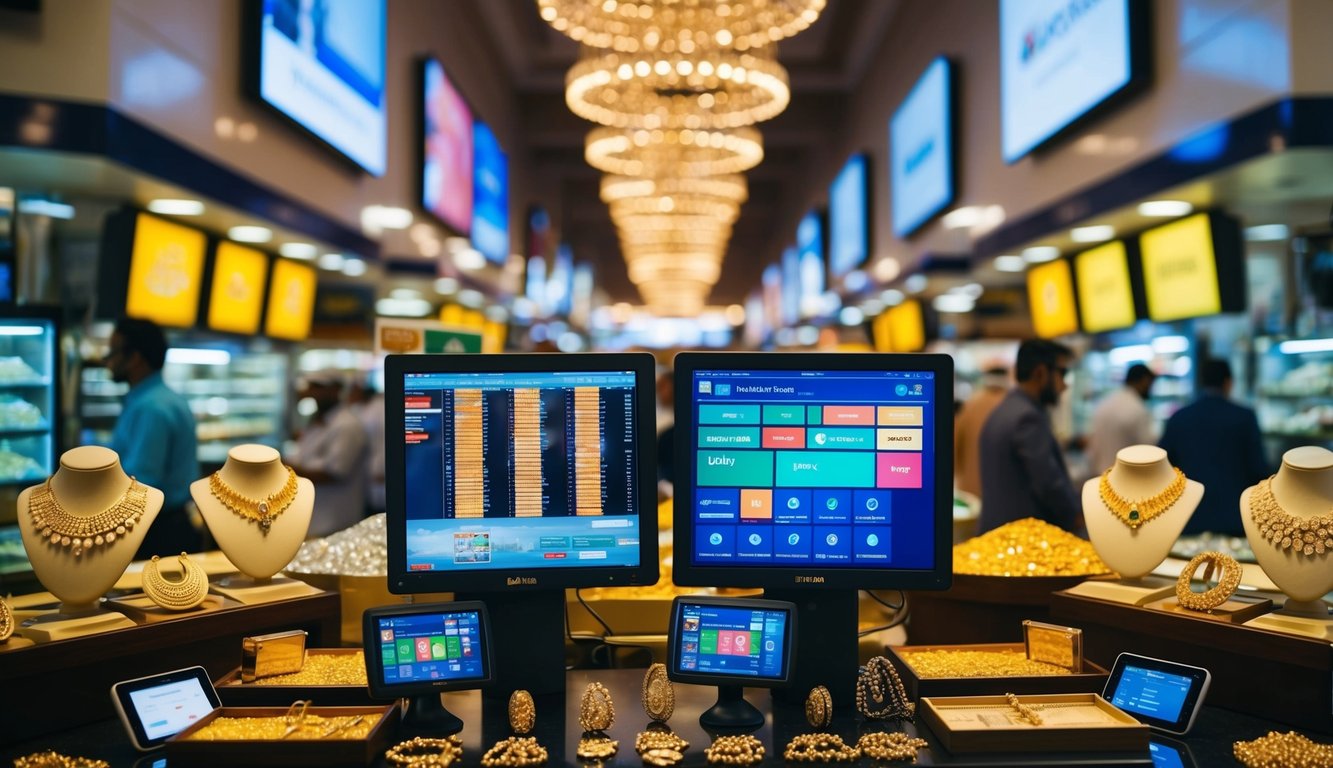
[402,692,464,734]
[700,684,764,730]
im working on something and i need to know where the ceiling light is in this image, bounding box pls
[995,255,1026,272]
[537,0,826,51]
[1279,338,1333,354]
[950,282,984,299]
[147,198,204,216]
[228,225,272,243]
[317,253,346,271]
[376,298,432,317]
[0,325,44,336]
[434,277,459,295]
[360,205,413,233]
[838,306,864,326]
[390,288,421,300]
[725,304,746,325]
[880,289,904,306]
[1137,200,1193,217]
[1245,224,1289,242]
[843,269,868,292]
[932,294,975,313]
[1070,225,1115,243]
[904,274,928,294]
[1022,246,1060,263]
[873,258,901,283]
[454,248,486,271]
[342,258,368,277]
[457,289,485,308]
[942,206,985,230]
[165,348,231,366]
[17,199,74,219]
[587,126,764,177]
[279,242,318,260]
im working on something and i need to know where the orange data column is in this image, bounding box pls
[512,388,544,517]
[453,389,485,518]
[574,387,604,516]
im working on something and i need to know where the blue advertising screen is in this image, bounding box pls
[374,609,486,685]
[890,57,953,237]
[675,602,789,680]
[828,155,869,278]
[796,212,825,315]
[471,121,509,265]
[687,369,936,569]
[400,371,641,572]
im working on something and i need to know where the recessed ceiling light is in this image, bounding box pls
[376,298,432,317]
[904,275,928,294]
[228,225,272,243]
[147,199,204,216]
[454,248,486,271]
[458,289,485,308]
[995,255,1026,272]
[342,258,367,277]
[17,199,75,219]
[317,253,346,271]
[880,289,904,306]
[1070,225,1115,243]
[932,294,975,313]
[435,277,459,295]
[1244,224,1289,242]
[1137,200,1193,217]
[838,306,864,326]
[279,242,318,259]
[1022,246,1061,263]
[390,288,422,300]
[360,205,413,231]
[942,206,985,230]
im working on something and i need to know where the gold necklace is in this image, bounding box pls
[1098,466,1186,529]
[142,552,210,611]
[208,466,299,535]
[1249,476,1333,557]
[28,477,147,557]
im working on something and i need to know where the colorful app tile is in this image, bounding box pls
[876,452,923,488]
[740,489,773,520]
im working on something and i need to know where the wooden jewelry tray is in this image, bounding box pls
[920,693,1149,753]
[165,703,398,766]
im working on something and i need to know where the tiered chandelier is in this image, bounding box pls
[539,0,825,315]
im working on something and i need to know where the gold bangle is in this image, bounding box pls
[804,685,832,728]
[509,689,535,734]
[1175,551,1242,612]
[385,735,464,767]
[12,752,111,768]
[642,663,675,722]
[578,681,615,731]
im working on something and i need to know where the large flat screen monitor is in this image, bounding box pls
[471,121,509,265]
[828,154,869,279]
[250,0,387,175]
[421,57,474,235]
[890,56,955,237]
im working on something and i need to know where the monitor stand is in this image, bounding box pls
[701,685,764,731]
[402,692,464,735]
[458,589,565,698]
[764,588,857,711]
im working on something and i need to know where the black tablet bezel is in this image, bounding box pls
[665,595,797,688]
[110,665,220,751]
[361,600,495,700]
[1103,652,1211,735]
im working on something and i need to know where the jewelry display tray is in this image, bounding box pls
[215,648,376,706]
[889,643,1110,699]
[920,693,1149,754]
[165,704,398,767]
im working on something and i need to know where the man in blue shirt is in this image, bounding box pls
[106,318,200,557]
[1159,359,1270,536]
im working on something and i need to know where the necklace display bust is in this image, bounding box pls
[1083,445,1203,580]
[1242,446,1333,618]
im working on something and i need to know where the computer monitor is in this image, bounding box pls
[671,352,954,707]
[384,352,659,694]
[667,596,796,730]
[362,601,493,733]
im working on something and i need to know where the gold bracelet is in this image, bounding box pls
[856,731,929,762]
[642,663,675,722]
[856,656,915,720]
[1006,692,1043,726]
[804,685,832,728]
[705,734,765,765]
[1234,730,1333,768]
[1175,551,1242,612]
[12,752,111,768]
[509,689,536,734]
[385,735,464,767]
[481,736,548,768]
[578,681,615,731]
[783,733,860,763]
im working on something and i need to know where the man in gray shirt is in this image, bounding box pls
[977,340,1080,534]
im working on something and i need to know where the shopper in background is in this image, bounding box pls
[953,364,1009,498]
[1159,359,1270,536]
[348,379,385,517]
[1085,363,1158,476]
[289,372,368,537]
[978,340,1081,534]
[105,317,201,557]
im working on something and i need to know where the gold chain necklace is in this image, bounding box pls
[1098,466,1186,529]
[1249,476,1333,557]
[28,477,147,557]
[208,466,299,535]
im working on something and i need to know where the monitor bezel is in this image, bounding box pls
[671,351,954,590]
[666,595,797,688]
[361,600,494,700]
[385,352,660,593]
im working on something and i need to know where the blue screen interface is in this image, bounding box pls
[688,369,936,569]
[1111,665,1190,722]
[376,610,485,686]
[676,603,789,680]
[399,371,640,573]
[1148,741,1186,768]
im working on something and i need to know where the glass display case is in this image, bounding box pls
[0,308,59,486]
[1252,335,1333,452]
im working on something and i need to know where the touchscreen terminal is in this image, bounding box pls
[111,666,220,751]
[1104,653,1210,735]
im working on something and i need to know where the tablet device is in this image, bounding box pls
[111,666,220,751]
[666,595,797,687]
[362,600,493,700]
[1103,652,1210,735]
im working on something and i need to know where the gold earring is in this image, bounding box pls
[142,552,209,611]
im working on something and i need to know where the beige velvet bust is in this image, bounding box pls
[1082,445,1203,580]
[1242,446,1333,608]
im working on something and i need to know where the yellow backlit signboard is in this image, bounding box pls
[1074,241,1136,333]
[1139,212,1222,322]
[264,258,317,341]
[889,299,925,352]
[125,214,206,328]
[207,242,269,335]
[1027,259,1079,338]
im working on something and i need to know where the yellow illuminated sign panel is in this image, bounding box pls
[872,310,893,352]
[125,214,206,328]
[265,259,317,341]
[1140,213,1221,322]
[1027,259,1079,338]
[1075,241,1136,333]
[207,242,268,335]
[889,299,925,352]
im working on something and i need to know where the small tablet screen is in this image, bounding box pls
[671,599,793,682]
[372,607,487,687]
[112,666,220,750]
[1105,653,1209,734]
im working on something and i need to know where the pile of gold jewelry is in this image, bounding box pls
[241,651,367,686]
[857,732,928,763]
[1005,693,1043,726]
[481,736,548,768]
[705,734,764,765]
[576,733,619,761]
[187,703,378,741]
[12,751,110,768]
[578,681,615,731]
[385,735,463,767]
[509,690,536,734]
[804,685,832,727]
[642,663,675,722]
[783,733,859,763]
[856,656,915,720]
[635,729,690,766]
[898,649,1072,678]
[954,518,1110,577]
[1233,730,1333,768]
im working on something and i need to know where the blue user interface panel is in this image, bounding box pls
[400,371,640,572]
[688,369,936,569]
[375,609,485,685]
[1110,665,1191,722]
[676,602,789,680]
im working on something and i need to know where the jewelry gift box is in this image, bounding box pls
[165,703,398,767]
[888,643,1110,699]
[920,693,1149,754]
[215,648,376,706]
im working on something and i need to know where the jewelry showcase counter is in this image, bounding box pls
[0,668,1316,767]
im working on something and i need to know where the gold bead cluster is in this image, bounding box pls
[636,729,690,766]
[12,752,110,768]
[1175,551,1242,612]
[642,663,675,722]
[856,732,928,762]
[481,736,548,768]
[1234,730,1333,768]
[953,518,1110,577]
[783,733,859,763]
[856,656,915,721]
[385,736,464,767]
[804,685,832,727]
[576,734,619,760]
[1005,693,1043,726]
[705,734,764,765]
[245,651,367,687]
[579,682,615,731]
[898,649,1071,679]
[509,690,536,734]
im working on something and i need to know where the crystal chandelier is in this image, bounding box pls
[586,126,763,177]
[537,0,826,52]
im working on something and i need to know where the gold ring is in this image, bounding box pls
[509,689,536,734]
[804,685,832,727]
[1175,551,1241,612]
